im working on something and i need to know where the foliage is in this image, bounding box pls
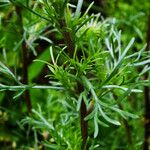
[0,0,150,149]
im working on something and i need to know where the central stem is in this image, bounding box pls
[80,99,88,150]
[59,16,88,149]
[15,6,32,114]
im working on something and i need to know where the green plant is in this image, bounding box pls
[0,0,150,149]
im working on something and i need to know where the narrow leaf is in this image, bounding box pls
[75,0,83,17]
[98,105,121,126]
[77,93,83,111]
[94,116,99,138]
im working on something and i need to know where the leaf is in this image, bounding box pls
[50,46,56,65]
[13,89,26,99]
[98,104,121,126]
[75,15,96,32]
[0,61,18,82]
[133,26,143,40]
[13,1,51,21]
[82,2,94,18]
[116,85,140,104]
[84,109,95,121]
[102,38,135,85]
[77,92,83,111]
[94,116,99,138]
[0,1,10,7]
[125,44,146,60]
[119,38,135,63]
[32,109,54,130]
[105,38,115,60]
[139,65,150,76]
[97,119,109,127]
[13,38,23,51]
[42,141,60,149]
[102,85,142,93]
[48,65,55,74]
[75,0,83,17]
[121,111,139,119]
[39,36,53,44]
[130,59,150,67]
[111,106,137,119]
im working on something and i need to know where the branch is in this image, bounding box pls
[15,6,32,114]
[144,14,150,150]
[59,17,88,149]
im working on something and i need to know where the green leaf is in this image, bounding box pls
[102,85,142,93]
[13,89,26,99]
[0,1,10,7]
[94,116,99,138]
[102,38,135,85]
[130,59,150,67]
[77,92,83,111]
[97,119,109,128]
[42,141,60,149]
[75,0,83,17]
[98,104,121,126]
[32,109,54,130]
[84,109,95,121]
[0,61,18,82]
[110,106,139,119]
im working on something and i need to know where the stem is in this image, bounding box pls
[59,19,75,58]
[15,6,32,114]
[113,94,132,145]
[77,81,88,150]
[120,105,132,145]
[59,18,88,149]
[22,40,32,113]
[80,99,88,150]
[144,14,150,150]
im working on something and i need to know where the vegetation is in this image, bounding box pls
[0,0,150,149]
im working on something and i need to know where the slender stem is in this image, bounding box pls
[77,81,88,150]
[113,94,132,145]
[22,41,32,113]
[144,14,150,150]
[120,107,132,145]
[15,6,32,113]
[80,99,88,150]
[59,19,75,58]
[59,18,88,149]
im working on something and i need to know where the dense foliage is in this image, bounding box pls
[0,0,150,149]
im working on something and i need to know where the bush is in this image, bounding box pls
[0,0,150,149]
